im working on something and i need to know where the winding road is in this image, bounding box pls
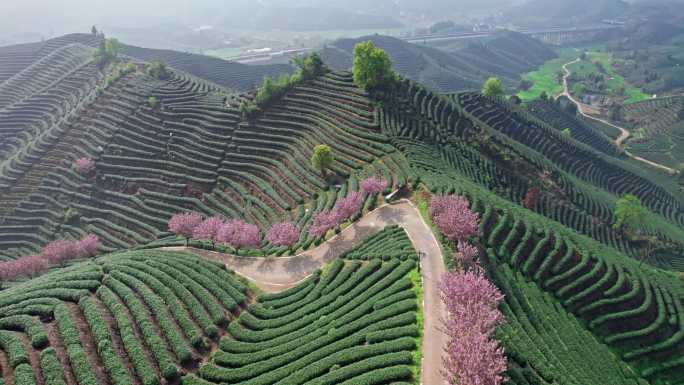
[559,59,679,175]
[163,200,448,385]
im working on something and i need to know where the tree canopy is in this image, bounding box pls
[293,52,329,81]
[311,144,334,176]
[94,38,121,67]
[352,41,394,91]
[482,77,504,98]
[613,194,648,232]
[146,59,170,80]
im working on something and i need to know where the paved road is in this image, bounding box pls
[163,200,447,385]
[560,59,678,175]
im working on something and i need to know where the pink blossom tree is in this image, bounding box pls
[333,191,363,222]
[41,240,79,266]
[453,242,480,272]
[440,270,507,385]
[0,256,49,281]
[217,220,260,252]
[193,216,224,248]
[267,222,300,247]
[73,157,96,175]
[429,195,480,243]
[169,212,203,245]
[360,176,388,195]
[76,234,101,258]
[309,210,339,238]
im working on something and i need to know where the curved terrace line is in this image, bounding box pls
[163,199,448,385]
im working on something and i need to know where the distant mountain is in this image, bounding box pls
[506,0,630,26]
[321,31,556,92]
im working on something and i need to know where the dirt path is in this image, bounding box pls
[162,200,447,385]
[559,59,679,175]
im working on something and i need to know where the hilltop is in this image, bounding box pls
[321,32,556,92]
[0,33,684,385]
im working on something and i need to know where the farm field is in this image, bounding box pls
[567,51,651,104]
[1,31,684,385]
[517,48,579,102]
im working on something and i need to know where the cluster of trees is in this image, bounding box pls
[240,52,329,117]
[430,195,507,385]
[169,212,293,252]
[613,194,648,234]
[146,60,170,80]
[0,235,101,281]
[169,177,388,251]
[93,38,121,68]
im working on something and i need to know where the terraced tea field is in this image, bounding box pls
[2,32,684,385]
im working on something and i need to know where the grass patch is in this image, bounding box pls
[517,49,579,102]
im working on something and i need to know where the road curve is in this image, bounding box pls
[559,59,678,175]
[163,200,448,385]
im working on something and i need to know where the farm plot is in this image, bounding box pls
[0,249,247,385]
[183,257,421,385]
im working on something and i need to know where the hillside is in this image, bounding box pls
[321,32,557,92]
[1,34,684,385]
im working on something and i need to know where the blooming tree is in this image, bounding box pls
[76,234,101,258]
[193,217,224,248]
[309,210,339,238]
[0,256,48,281]
[73,157,96,175]
[440,270,507,385]
[360,176,388,195]
[218,220,261,252]
[429,195,480,242]
[169,212,203,245]
[454,242,479,272]
[267,222,300,247]
[41,240,79,266]
[333,191,363,222]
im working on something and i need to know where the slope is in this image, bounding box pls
[321,31,556,92]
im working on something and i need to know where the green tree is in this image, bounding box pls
[352,41,394,91]
[561,128,572,137]
[311,144,334,176]
[613,194,648,233]
[293,52,329,81]
[540,91,549,100]
[146,59,169,80]
[94,38,121,67]
[482,77,504,98]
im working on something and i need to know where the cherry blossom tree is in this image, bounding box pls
[333,191,363,222]
[76,234,101,258]
[73,157,96,175]
[169,212,203,245]
[360,176,388,195]
[193,216,224,248]
[41,240,79,266]
[267,222,300,247]
[218,220,261,252]
[453,242,479,272]
[0,256,48,281]
[429,195,480,243]
[309,210,339,238]
[440,270,507,385]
